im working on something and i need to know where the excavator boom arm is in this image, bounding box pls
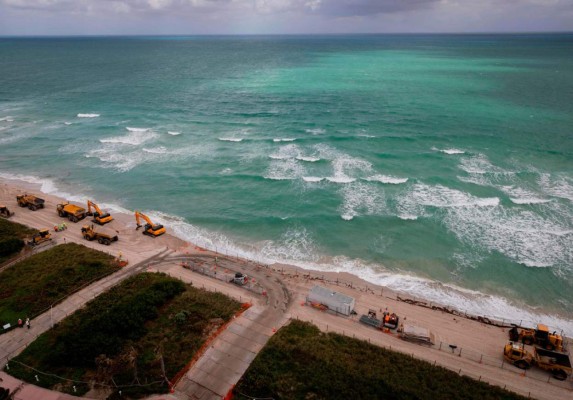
[87,200,103,215]
[135,211,155,227]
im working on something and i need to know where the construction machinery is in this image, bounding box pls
[57,202,87,223]
[0,205,13,218]
[509,324,564,352]
[504,342,571,381]
[86,200,113,225]
[81,224,118,245]
[16,194,45,211]
[135,211,165,237]
[359,309,400,331]
[27,229,52,246]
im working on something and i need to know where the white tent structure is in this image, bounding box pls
[307,285,356,316]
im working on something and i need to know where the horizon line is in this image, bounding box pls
[1,31,573,39]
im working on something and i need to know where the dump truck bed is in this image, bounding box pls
[535,348,572,369]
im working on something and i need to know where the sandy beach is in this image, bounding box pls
[1,177,572,400]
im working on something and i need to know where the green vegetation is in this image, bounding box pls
[0,243,117,327]
[234,320,527,400]
[7,272,242,398]
[0,218,36,263]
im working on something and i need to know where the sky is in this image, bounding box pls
[0,0,572,36]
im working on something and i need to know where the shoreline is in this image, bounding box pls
[1,173,572,336]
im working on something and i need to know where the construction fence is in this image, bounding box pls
[287,315,573,397]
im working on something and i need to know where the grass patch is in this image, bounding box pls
[6,272,242,398]
[0,218,36,264]
[234,320,527,400]
[0,243,118,327]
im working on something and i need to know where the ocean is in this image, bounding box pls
[1,34,572,333]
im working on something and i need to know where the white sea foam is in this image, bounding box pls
[126,127,150,132]
[509,198,551,205]
[168,131,181,136]
[64,122,72,125]
[296,156,320,162]
[404,184,500,209]
[269,144,301,161]
[442,148,465,155]
[264,157,305,181]
[100,129,158,146]
[219,137,243,142]
[302,177,324,183]
[539,173,573,202]
[273,138,296,142]
[143,146,169,154]
[339,182,386,221]
[363,175,408,184]
[326,177,356,184]
[77,113,100,118]
[153,214,573,333]
[88,150,142,172]
[313,145,373,185]
[305,128,325,135]
[0,116,14,122]
[398,214,418,220]
[357,134,375,138]
[437,190,572,268]
[459,154,508,175]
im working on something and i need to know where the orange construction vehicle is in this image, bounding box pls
[509,324,564,352]
[135,211,165,237]
[57,202,86,223]
[86,200,113,225]
[16,194,45,211]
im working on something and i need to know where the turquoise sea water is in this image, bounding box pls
[1,35,572,332]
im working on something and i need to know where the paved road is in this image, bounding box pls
[160,254,291,400]
[0,248,172,369]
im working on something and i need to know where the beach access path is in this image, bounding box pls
[1,179,572,400]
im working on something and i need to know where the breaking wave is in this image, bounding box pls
[219,137,243,142]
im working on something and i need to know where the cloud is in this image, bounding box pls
[1,0,572,34]
[311,0,440,17]
[0,0,441,15]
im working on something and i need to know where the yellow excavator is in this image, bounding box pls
[135,211,165,237]
[86,200,113,225]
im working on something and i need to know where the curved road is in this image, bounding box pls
[157,253,291,400]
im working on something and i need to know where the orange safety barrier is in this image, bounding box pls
[223,385,235,400]
[169,302,252,392]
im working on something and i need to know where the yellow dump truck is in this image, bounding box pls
[57,202,87,223]
[504,342,571,381]
[81,225,118,245]
[16,194,45,211]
